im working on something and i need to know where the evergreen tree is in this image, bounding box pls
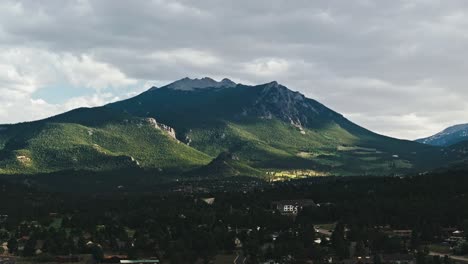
[23,238,36,257]
[7,237,18,254]
[331,222,349,259]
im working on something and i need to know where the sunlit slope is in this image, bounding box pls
[0,115,210,174]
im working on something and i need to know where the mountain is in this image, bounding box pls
[107,78,451,176]
[0,77,457,177]
[416,124,468,146]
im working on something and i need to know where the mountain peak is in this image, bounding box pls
[266,81,279,86]
[162,77,237,91]
[220,78,236,86]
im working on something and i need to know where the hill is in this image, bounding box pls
[0,107,210,174]
[416,123,468,146]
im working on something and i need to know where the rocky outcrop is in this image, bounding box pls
[16,155,31,164]
[184,134,193,146]
[145,117,158,128]
[162,77,237,91]
[129,156,140,166]
[159,123,176,139]
[290,119,306,135]
[144,118,177,140]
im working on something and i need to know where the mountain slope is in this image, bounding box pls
[416,123,468,146]
[186,152,263,178]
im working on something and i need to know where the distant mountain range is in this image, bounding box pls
[0,77,464,177]
[416,124,468,146]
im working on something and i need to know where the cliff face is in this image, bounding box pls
[145,118,177,140]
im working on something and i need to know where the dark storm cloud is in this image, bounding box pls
[1,0,468,138]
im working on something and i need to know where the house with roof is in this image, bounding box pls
[272,199,316,215]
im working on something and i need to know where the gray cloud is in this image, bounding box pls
[1,0,468,139]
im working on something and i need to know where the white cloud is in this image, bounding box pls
[0,93,122,124]
[0,49,55,94]
[62,93,121,110]
[0,47,137,92]
[59,54,137,90]
[0,47,137,123]
[313,10,337,24]
[153,0,208,17]
[243,58,290,78]
[0,97,58,124]
[150,49,220,67]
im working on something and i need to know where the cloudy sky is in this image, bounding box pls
[1,0,468,139]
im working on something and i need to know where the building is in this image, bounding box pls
[0,256,15,264]
[272,199,316,215]
[387,230,412,239]
[201,197,215,205]
[234,237,243,248]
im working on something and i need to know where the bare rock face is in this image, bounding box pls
[290,119,306,135]
[159,123,177,139]
[242,81,340,130]
[129,156,140,166]
[162,77,237,91]
[144,118,177,140]
[145,117,159,129]
[185,135,193,146]
[16,155,31,164]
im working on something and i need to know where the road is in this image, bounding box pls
[429,251,468,263]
